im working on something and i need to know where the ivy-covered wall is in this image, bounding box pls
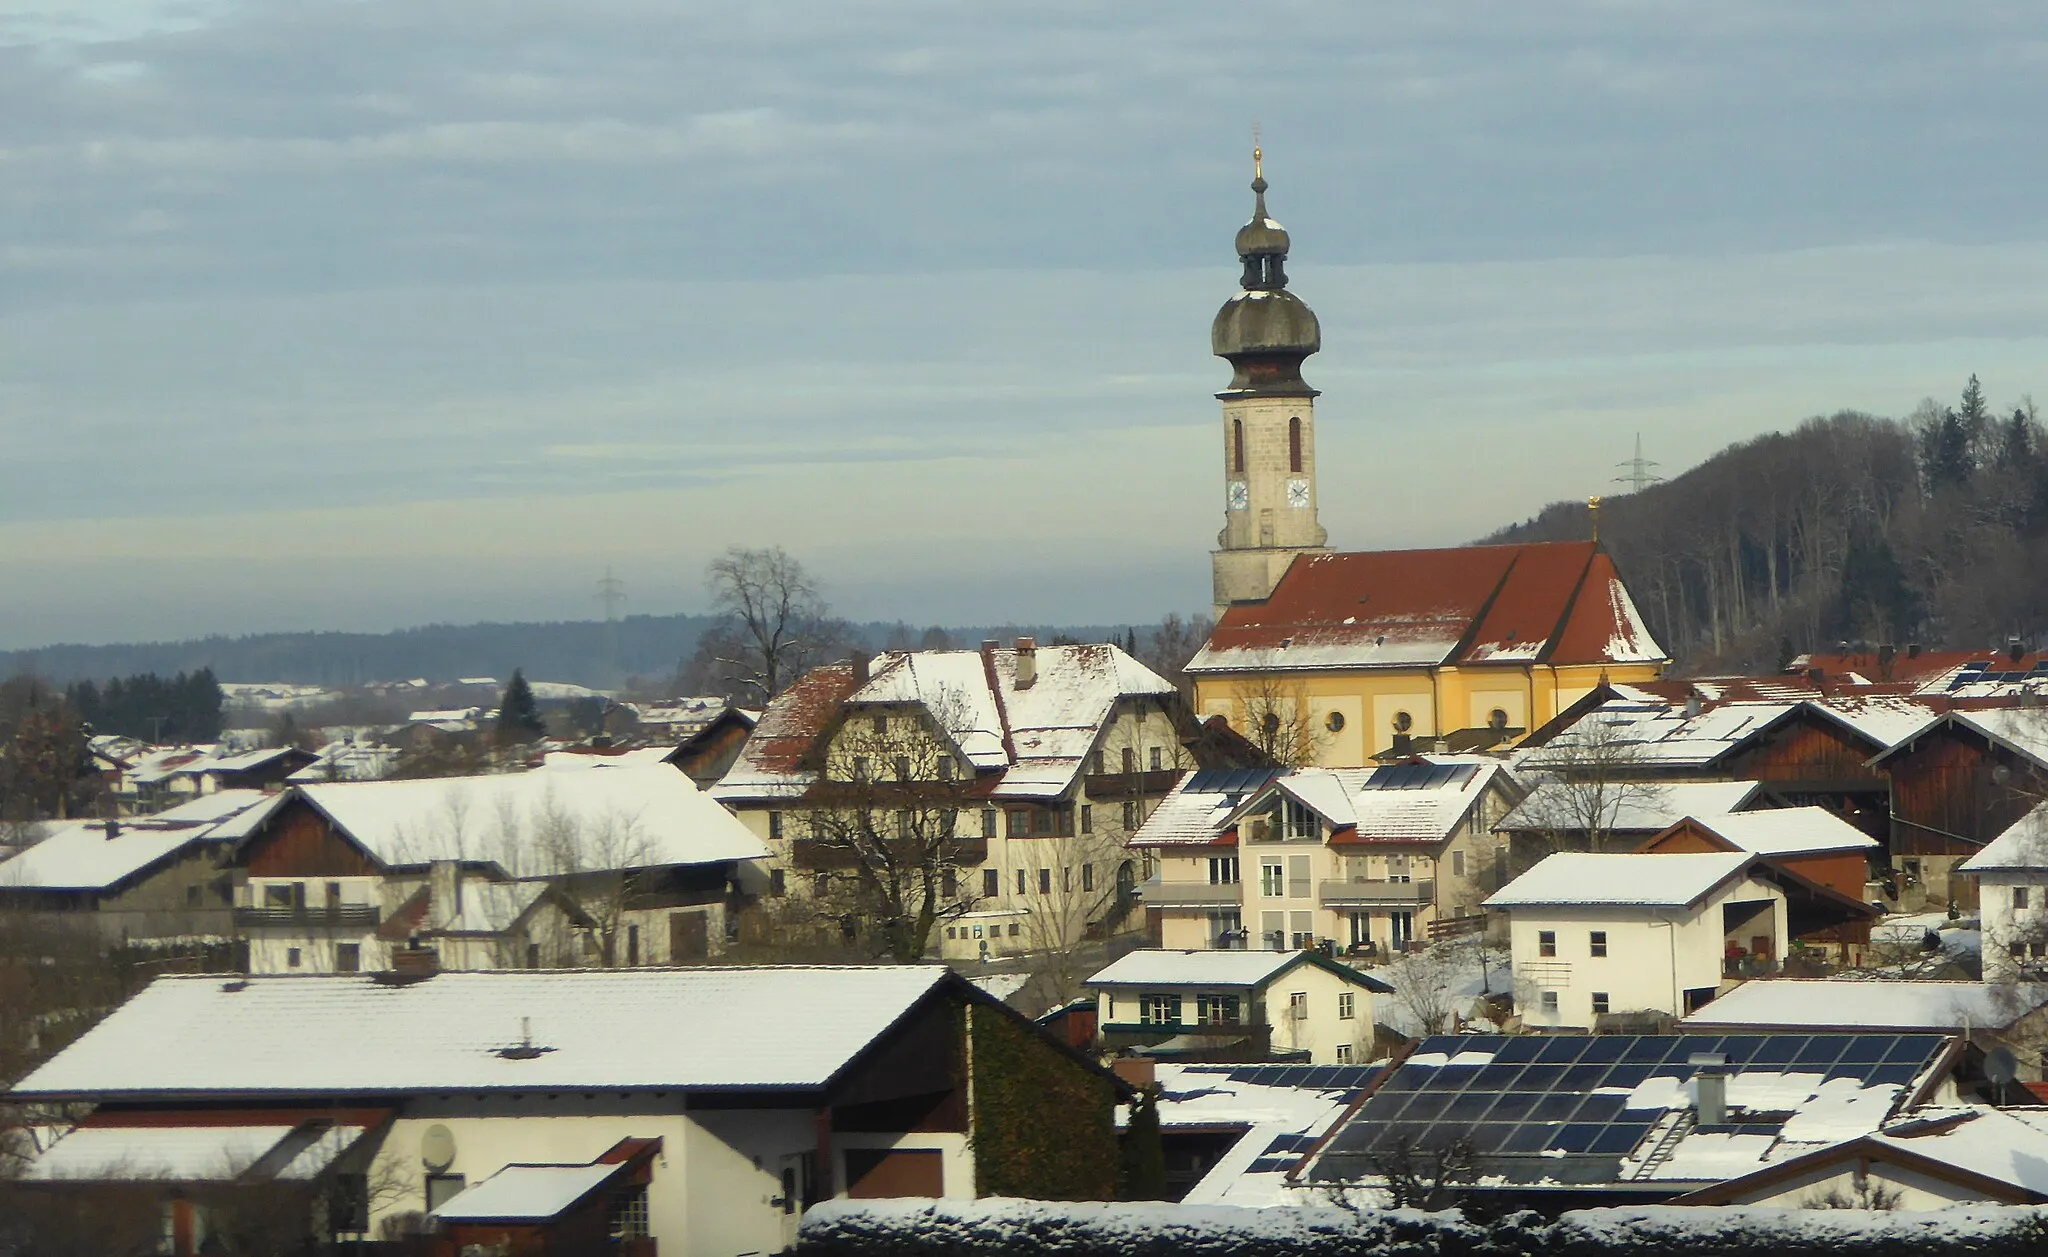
[967,1005,1121,1200]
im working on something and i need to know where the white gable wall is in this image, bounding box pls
[1976,868,2048,983]
[1723,1159,2015,1211]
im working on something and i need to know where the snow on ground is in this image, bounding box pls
[1360,943,1512,1038]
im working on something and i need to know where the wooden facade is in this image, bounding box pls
[1718,710,1892,844]
[1639,819,1872,904]
[1880,722,2048,910]
[240,800,379,878]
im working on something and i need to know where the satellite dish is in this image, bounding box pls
[420,1124,457,1172]
[1985,1048,2019,1086]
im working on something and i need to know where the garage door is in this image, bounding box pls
[844,1148,944,1198]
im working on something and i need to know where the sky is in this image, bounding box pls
[5,1,2048,649]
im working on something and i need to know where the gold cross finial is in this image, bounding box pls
[1252,122,1262,180]
[1587,495,1603,543]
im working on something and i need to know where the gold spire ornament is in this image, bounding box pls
[1588,495,1603,544]
[1253,121,1262,180]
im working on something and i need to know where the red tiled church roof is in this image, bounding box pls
[1188,541,1666,673]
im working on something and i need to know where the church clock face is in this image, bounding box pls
[1286,477,1310,509]
[1228,480,1249,511]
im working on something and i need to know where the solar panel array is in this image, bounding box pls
[1172,1064,1385,1176]
[1315,1033,1946,1182]
[1184,768,1283,796]
[1364,762,1479,791]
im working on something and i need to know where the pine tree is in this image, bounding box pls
[1118,1085,1167,1200]
[1998,407,2036,472]
[496,669,548,741]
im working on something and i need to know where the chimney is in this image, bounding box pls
[428,860,462,930]
[104,819,121,840]
[2010,635,2026,664]
[1111,1056,1156,1091]
[1908,642,1922,659]
[1878,642,1897,680]
[1694,1068,1728,1126]
[1014,637,1038,690]
[1683,693,1702,720]
[1806,666,1825,688]
[851,650,871,686]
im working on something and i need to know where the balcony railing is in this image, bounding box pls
[1136,878,1242,907]
[1318,878,1435,907]
[790,835,989,871]
[1082,769,1182,800]
[234,904,381,928]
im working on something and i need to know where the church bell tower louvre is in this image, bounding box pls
[1210,144,1329,620]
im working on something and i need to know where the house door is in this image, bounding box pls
[776,1153,813,1252]
[1389,911,1413,952]
[671,910,710,961]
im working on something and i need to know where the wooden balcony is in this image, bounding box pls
[790,836,989,871]
[1137,878,1242,908]
[234,904,381,928]
[1318,878,1434,908]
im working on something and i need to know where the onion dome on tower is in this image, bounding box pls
[1211,146,1321,399]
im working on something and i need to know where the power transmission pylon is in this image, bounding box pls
[1614,432,1662,494]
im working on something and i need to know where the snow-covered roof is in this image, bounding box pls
[1682,980,2048,1032]
[1960,802,2048,873]
[1863,1108,2048,1196]
[1686,808,1879,856]
[24,1118,372,1183]
[1189,543,1666,674]
[1496,780,1761,834]
[291,762,767,873]
[1128,769,1278,848]
[1883,707,2048,771]
[1520,701,1798,771]
[716,643,1173,804]
[429,1162,623,1222]
[13,967,956,1099]
[1484,851,1756,909]
[1154,1063,1373,1208]
[1087,949,1386,992]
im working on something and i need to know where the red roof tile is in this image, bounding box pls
[1190,542,1666,672]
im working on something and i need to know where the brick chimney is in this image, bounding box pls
[1015,637,1038,690]
[851,650,872,686]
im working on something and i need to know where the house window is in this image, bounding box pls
[769,811,784,841]
[324,881,341,906]
[1288,416,1304,473]
[287,947,302,968]
[1261,861,1284,896]
[1017,869,1027,895]
[1039,869,1052,894]
[526,943,541,969]
[1540,991,1559,1014]
[1196,994,1241,1025]
[1232,418,1246,474]
[1080,805,1093,834]
[1288,991,1308,1018]
[1093,750,1106,774]
[1336,1044,1354,1064]
[982,809,997,838]
[872,715,888,735]
[1326,710,1346,733]
[608,1185,650,1240]
[983,868,1000,898]
[896,810,913,839]
[1589,931,1608,957]
[1123,747,1137,773]
[814,872,832,895]
[1123,801,1138,828]
[1008,923,1019,937]
[264,884,293,909]
[1392,711,1413,734]
[942,868,958,898]
[1209,857,1240,885]
[770,868,786,897]
[1338,992,1356,1020]
[335,943,360,974]
[1033,809,1056,837]
[425,1174,466,1211]
[894,756,911,782]
[1592,992,1611,1016]
[1281,799,1319,840]
[852,756,870,782]
[1149,747,1164,771]
[1083,864,1095,893]
[1141,993,1181,1025]
[186,885,202,906]
[1451,850,1465,877]
[1008,810,1029,838]
[939,758,955,781]
[1538,930,1557,958]
[946,927,958,940]
[2017,887,2032,911]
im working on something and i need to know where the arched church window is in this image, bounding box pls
[1289,417,1303,473]
[1232,420,1246,475]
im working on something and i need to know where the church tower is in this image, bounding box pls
[1210,147,1328,618]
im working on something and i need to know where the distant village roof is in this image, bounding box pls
[1682,979,2048,1033]
[286,761,767,873]
[0,791,276,892]
[1521,695,1935,773]
[1188,542,1666,675]
[1678,808,1880,858]
[12,967,958,1099]
[1878,707,2048,773]
[1127,768,1281,848]
[1959,802,2048,874]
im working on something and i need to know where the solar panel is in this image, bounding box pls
[1311,1033,1951,1187]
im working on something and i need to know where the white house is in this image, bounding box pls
[9,967,1129,1256]
[232,760,768,974]
[1959,801,2048,982]
[1675,1107,2048,1209]
[1486,851,1797,1028]
[1131,758,1523,960]
[1087,948,1393,1065]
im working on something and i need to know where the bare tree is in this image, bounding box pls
[1802,1175,1903,1211]
[1507,709,1669,871]
[703,546,852,703]
[1138,613,1214,699]
[1236,674,1326,768]
[799,694,983,961]
[1013,827,1134,1008]
[1319,1134,1478,1212]
[1383,939,1481,1036]
[527,792,660,967]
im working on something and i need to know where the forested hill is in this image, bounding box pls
[1484,378,2048,673]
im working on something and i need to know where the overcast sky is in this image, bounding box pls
[5,1,2048,649]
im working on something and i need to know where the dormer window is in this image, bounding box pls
[1281,798,1320,841]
